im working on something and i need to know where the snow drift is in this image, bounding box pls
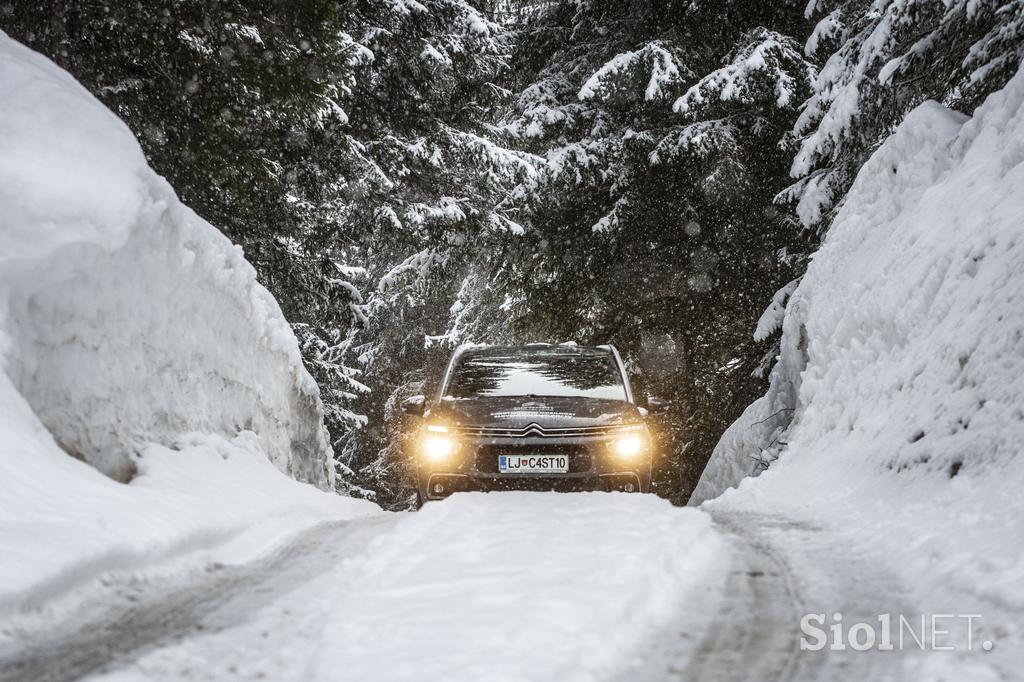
[692,64,1024,656]
[0,33,378,615]
[0,31,330,485]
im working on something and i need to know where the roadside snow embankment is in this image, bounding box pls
[0,32,377,616]
[693,65,1024,658]
[0,33,328,485]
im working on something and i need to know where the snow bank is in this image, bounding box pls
[0,32,331,485]
[0,33,378,614]
[0,429,379,618]
[693,64,1024,666]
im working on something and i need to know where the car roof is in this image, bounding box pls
[457,344,613,359]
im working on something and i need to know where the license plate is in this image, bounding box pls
[498,454,569,474]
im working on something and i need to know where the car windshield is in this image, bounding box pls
[444,348,627,400]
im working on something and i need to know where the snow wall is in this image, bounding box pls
[691,65,1024,604]
[0,32,332,488]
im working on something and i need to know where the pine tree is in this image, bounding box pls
[327,0,540,506]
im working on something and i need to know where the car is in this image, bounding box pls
[402,343,665,505]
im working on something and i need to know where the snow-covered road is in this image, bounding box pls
[615,509,918,682]
[0,492,947,682]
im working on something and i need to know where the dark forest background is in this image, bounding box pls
[6,0,1020,507]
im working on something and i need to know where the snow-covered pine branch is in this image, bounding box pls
[673,28,814,117]
[753,277,801,342]
[650,119,743,164]
[578,40,692,103]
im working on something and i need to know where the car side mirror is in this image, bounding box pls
[646,396,667,414]
[401,395,426,417]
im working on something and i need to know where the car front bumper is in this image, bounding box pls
[416,435,653,501]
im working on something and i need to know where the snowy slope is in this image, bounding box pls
[692,64,1024,667]
[0,32,378,615]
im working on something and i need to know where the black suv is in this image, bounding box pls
[403,344,663,504]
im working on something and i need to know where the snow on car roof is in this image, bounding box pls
[459,344,612,357]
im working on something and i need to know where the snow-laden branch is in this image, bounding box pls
[377,249,444,293]
[674,28,813,115]
[650,119,742,164]
[753,278,801,341]
[578,40,692,102]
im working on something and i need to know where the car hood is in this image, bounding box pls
[429,396,642,429]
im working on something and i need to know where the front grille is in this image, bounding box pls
[454,423,621,438]
[474,444,592,473]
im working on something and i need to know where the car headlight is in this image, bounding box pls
[614,435,644,458]
[421,424,456,462]
[423,435,455,461]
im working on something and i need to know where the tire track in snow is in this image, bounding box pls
[0,516,396,682]
[620,509,915,682]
